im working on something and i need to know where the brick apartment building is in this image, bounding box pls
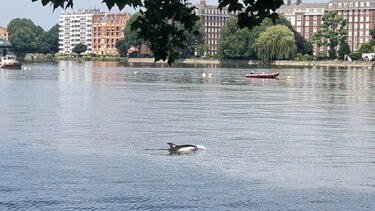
[279,0,375,53]
[194,0,230,55]
[278,2,328,54]
[92,13,130,55]
[328,0,375,52]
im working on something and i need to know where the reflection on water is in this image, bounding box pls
[0,61,375,210]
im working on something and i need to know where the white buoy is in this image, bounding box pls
[202,73,206,77]
[208,73,213,77]
[28,67,32,70]
[97,69,101,72]
[23,67,27,71]
[134,71,138,75]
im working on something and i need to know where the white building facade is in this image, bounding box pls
[58,9,101,55]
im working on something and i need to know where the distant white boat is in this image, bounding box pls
[0,55,22,70]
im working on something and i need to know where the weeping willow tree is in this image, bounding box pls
[254,25,297,62]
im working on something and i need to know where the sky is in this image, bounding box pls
[0,0,328,30]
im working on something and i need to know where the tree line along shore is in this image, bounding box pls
[5,11,375,64]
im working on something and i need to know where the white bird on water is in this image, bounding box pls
[208,73,213,77]
[202,73,206,77]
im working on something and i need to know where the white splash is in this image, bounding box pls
[196,145,207,150]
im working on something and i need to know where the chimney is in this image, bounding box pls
[200,0,206,7]
[296,0,301,5]
[287,0,291,6]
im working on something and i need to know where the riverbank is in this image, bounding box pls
[21,54,374,68]
[128,58,374,68]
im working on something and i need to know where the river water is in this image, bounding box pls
[1,61,375,210]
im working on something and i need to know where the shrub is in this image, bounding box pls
[296,54,313,61]
[316,53,328,60]
[348,53,363,61]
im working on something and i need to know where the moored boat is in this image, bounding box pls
[245,72,279,78]
[0,55,22,70]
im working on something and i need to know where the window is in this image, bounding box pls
[349,31,352,36]
[349,17,353,22]
[366,2,370,7]
[297,15,302,20]
[360,31,363,36]
[329,3,333,8]
[360,17,364,22]
[313,22,318,26]
[338,3,342,8]
[313,15,317,20]
[305,28,309,32]
[297,27,301,33]
[297,21,302,26]
[360,24,363,29]
[313,27,317,33]
[305,21,309,26]
[366,17,370,21]
[305,33,309,39]
[306,16,310,20]
[360,2,365,7]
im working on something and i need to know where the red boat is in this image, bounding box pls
[245,72,279,78]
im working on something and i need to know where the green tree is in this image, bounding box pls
[359,42,373,53]
[7,18,47,57]
[370,28,375,45]
[115,39,127,57]
[9,28,38,58]
[178,20,205,58]
[72,43,87,56]
[40,24,59,53]
[304,41,314,55]
[218,17,268,60]
[7,18,44,36]
[32,0,284,64]
[195,43,209,57]
[254,25,297,62]
[338,40,351,60]
[263,18,312,55]
[313,11,347,59]
[116,13,144,58]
